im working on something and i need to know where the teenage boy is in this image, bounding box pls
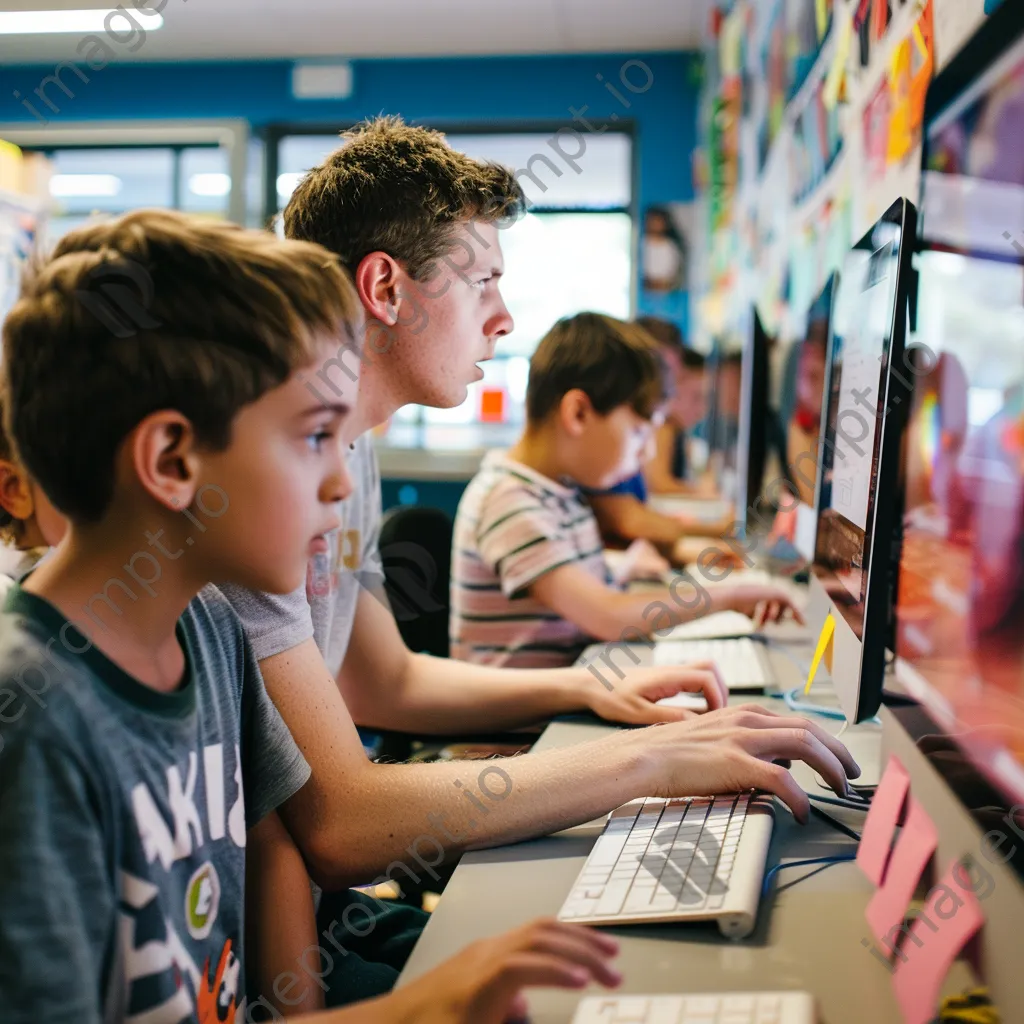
[0,210,624,1023]
[588,317,735,565]
[450,312,799,668]
[221,117,859,992]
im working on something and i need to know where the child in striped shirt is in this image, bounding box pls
[451,312,801,667]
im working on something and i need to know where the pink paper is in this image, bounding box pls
[892,861,985,1024]
[865,797,938,948]
[857,754,911,885]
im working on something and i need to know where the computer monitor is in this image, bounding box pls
[806,197,917,723]
[742,309,773,533]
[894,1,1024,807]
[779,275,837,561]
[706,344,743,510]
[706,310,771,537]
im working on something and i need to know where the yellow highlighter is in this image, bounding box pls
[804,613,835,695]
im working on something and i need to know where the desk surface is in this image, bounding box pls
[397,644,974,1022]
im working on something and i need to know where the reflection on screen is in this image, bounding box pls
[813,245,899,636]
[897,33,1024,805]
[707,348,743,501]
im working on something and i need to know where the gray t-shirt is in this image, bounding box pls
[0,583,310,1024]
[220,433,385,676]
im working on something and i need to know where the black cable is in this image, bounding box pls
[808,802,862,842]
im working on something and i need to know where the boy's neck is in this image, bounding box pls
[506,425,573,486]
[22,528,200,694]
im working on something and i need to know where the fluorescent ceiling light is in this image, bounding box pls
[0,9,164,34]
[276,172,304,198]
[50,174,122,198]
[188,172,231,197]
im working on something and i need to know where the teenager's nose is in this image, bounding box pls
[486,295,514,341]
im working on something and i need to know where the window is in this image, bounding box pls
[30,144,233,247]
[273,127,635,428]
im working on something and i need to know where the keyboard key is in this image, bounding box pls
[589,834,629,867]
[594,880,632,916]
[724,996,756,1013]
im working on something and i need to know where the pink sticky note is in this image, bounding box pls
[857,754,911,885]
[865,797,938,948]
[892,861,985,1024]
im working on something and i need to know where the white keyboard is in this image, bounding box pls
[557,794,774,938]
[656,610,755,641]
[652,637,772,690]
[572,992,816,1024]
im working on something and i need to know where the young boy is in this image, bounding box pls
[588,317,736,567]
[0,210,622,1022]
[451,312,800,668]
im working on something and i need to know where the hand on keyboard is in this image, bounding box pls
[585,661,728,723]
[720,584,806,629]
[625,704,860,821]
[388,918,621,1024]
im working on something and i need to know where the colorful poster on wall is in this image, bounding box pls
[887,0,935,164]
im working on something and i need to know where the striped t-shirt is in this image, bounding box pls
[450,450,614,668]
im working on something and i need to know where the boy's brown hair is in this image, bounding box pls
[3,208,361,524]
[526,312,669,425]
[284,115,527,278]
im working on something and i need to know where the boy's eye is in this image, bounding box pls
[306,430,333,452]
[471,276,491,289]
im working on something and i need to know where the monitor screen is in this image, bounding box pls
[895,27,1024,805]
[705,311,772,535]
[814,222,906,640]
[706,343,744,506]
[781,276,835,560]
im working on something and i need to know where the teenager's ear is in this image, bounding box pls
[0,460,35,523]
[558,389,594,438]
[354,251,402,327]
[128,410,202,512]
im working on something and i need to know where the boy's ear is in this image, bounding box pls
[354,251,402,327]
[128,410,202,512]
[558,389,594,438]
[0,460,35,522]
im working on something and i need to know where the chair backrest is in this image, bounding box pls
[378,505,453,658]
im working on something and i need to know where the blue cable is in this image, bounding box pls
[758,638,883,724]
[761,854,858,899]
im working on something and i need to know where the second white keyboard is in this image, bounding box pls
[558,793,774,939]
[571,991,816,1024]
[652,637,772,690]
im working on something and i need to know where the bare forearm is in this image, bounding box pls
[592,498,682,548]
[354,653,595,733]
[587,578,751,642]
[283,728,646,891]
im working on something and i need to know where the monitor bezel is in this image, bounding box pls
[805,196,917,724]
[792,272,840,563]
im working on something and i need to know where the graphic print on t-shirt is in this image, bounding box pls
[119,741,248,1024]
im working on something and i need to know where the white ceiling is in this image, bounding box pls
[0,0,711,63]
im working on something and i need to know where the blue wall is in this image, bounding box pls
[1,52,700,214]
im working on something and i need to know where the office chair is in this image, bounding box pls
[378,504,453,658]
[371,505,536,774]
